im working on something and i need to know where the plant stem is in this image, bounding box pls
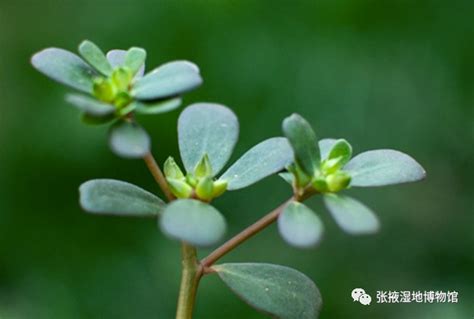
[142,152,201,318]
[143,152,174,201]
[175,243,202,319]
[201,198,293,268]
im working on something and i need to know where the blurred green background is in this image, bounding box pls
[0,1,473,318]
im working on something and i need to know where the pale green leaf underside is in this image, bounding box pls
[106,49,145,78]
[31,48,96,93]
[134,97,182,115]
[178,103,239,176]
[66,93,115,116]
[318,138,337,160]
[278,201,324,248]
[214,263,322,319]
[78,40,113,76]
[282,114,319,176]
[220,137,293,190]
[108,121,150,159]
[124,47,146,75]
[323,194,379,235]
[344,149,426,187]
[160,199,226,247]
[79,179,164,217]
[132,61,202,100]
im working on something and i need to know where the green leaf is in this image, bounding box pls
[106,49,145,78]
[344,149,426,187]
[214,263,322,319]
[132,61,202,100]
[79,179,164,217]
[108,121,150,158]
[66,93,115,116]
[160,199,226,247]
[318,138,337,160]
[323,194,379,235]
[78,40,113,76]
[327,139,352,165]
[31,48,97,93]
[178,103,239,176]
[134,97,182,115]
[279,172,294,185]
[124,47,146,76]
[220,137,293,190]
[282,114,319,176]
[278,202,324,248]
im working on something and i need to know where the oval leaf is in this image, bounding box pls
[79,179,164,217]
[106,49,145,78]
[220,137,293,190]
[134,97,182,115]
[66,93,115,116]
[78,40,113,76]
[160,199,226,247]
[109,121,150,158]
[178,103,239,176]
[124,47,147,76]
[31,48,97,93]
[214,263,322,319]
[282,114,319,176]
[132,61,202,100]
[323,194,379,235]
[278,201,324,248]
[344,149,426,187]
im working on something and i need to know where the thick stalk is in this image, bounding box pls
[176,243,202,319]
[141,152,201,318]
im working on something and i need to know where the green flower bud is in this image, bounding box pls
[321,157,344,175]
[326,171,351,193]
[167,178,193,199]
[93,78,117,103]
[312,176,329,193]
[186,174,198,187]
[112,67,132,91]
[212,180,228,198]
[194,153,213,178]
[196,176,214,201]
[164,157,185,180]
[114,92,132,110]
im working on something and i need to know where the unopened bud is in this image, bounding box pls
[93,78,117,102]
[164,157,185,179]
[326,171,351,192]
[167,178,193,199]
[212,180,228,198]
[195,176,214,201]
[194,153,213,178]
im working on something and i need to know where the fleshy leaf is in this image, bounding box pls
[178,103,238,176]
[282,114,319,176]
[220,137,293,190]
[124,47,146,76]
[109,121,150,158]
[344,149,426,187]
[78,40,113,76]
[323,194,379,235]
[132,61,202,100]
[318,138,337,160]
[160,199,226,247]
[66,93,115,116]
[327,139,352,166]
[278,201,324,248]
[79,179,164,217]
[214,263,322,319]
[134,97,182,115]
[31,48,97,93]
[106,49,145,78]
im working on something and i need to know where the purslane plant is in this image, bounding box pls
[32,40,426,319]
